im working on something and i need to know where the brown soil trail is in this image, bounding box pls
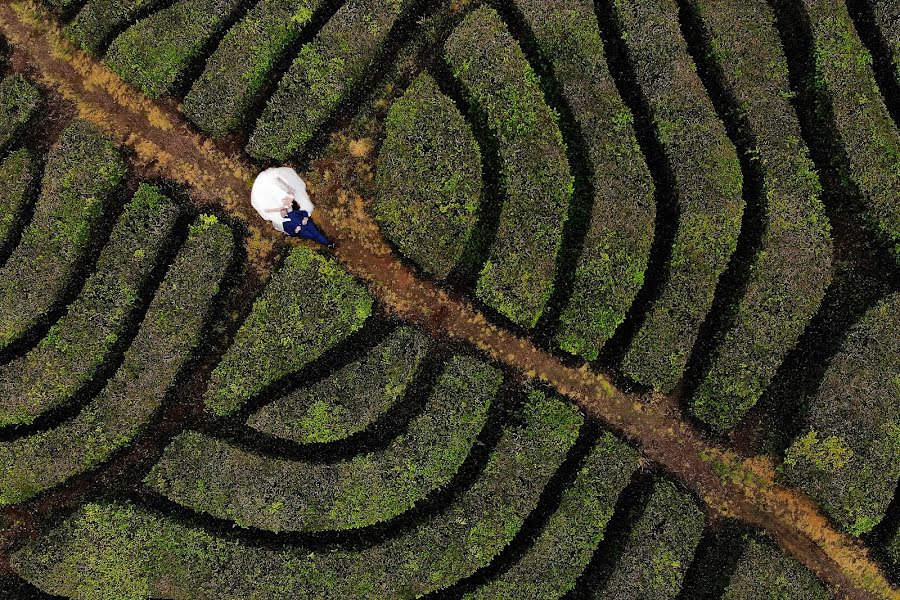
[0,2,896,599]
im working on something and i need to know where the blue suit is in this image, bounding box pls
[283,210,331,246]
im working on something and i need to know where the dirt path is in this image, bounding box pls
[0,2,896,598]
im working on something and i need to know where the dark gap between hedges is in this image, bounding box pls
[673,0,768,434]
[0,573,66,600]
[845,0,900,130]
[590,0,680,376]
[428,421,603,599]
[676,519,751,600]
[869,488,900,586]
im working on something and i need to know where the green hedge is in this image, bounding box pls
[685,0,833,430]
[104,0,245,98]
[0,149,34,255]
[148,355,501,532]
[0,185,179,427]
[445,6,574,328]
[512,0,655,360]
[247,325,429,444]
[247,0,417,160]
[596,478,705,599]
[65,0,170,55]
[799,0,900,262]
[13,392,582,598]
[373,73,482,280]
[781,292,900,536]
[183,0,324,137]
[723,536,829,599]
[0,120,125,353]
[870,0,900,85]
[204,245,373,417]
[0,216,234,506]
[0,75,41,155]
[465,432,638,600]
[614,0,744,392]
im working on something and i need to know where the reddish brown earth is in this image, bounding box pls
[0,2,897,598]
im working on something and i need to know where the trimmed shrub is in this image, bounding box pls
[614,0,744,392]
[870,0,900,85]
[0,149,34,256]
[445,6,574,328]
[0,216,234,506]
[148,355,501,532]
[686,0,833,430]
[65,0,171,55]
[13,392,582,598]
[0,75,41,155]
[247,325,429,444]
[247,0,418,160]
[596,478,705,599]
[781,292,900,536]
[373,73,482,280]
[0,185,180,427]
[103,0,246,98]
[183,0,324,137]
[798,0,900,262]
[465,432,638,599]
[204,245,373,417]
[0,120,126,352]
[723,536,830,599]
[512,0,655,360]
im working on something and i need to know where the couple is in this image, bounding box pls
[251,167,336,249]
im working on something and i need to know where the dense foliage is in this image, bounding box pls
[0,75,41,154]
[66,0,170,55]
[0,149,34,256]
[723,537,830,599]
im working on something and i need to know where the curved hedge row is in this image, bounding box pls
[0,120,125,353]
[445,6,574,328]
[373,73,483,280]
[148,355,501,532]
[183,0,325,137]
[13,392,582,598]
[464,432,638,600]
[65,0,170,55]
[0,216,234,506]
[247,325,429,444]
[513,0,655,360]
[0,75,41,155]
[204,245,373,417]
[104,0,245,98]
[247,0,418,161]
[686,0,833,431]
[781,292,900,536]
[798,0,900,261]
[595,478,705,599]
[723,536,830,599]
[0,149,34,257]
[0,185,180,427]
[870,0,900,85]
[613,0,744,392]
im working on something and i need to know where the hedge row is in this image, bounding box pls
[148,355,501,532]
[13,392,582,598]
[247,325,429,444]
[685,0,833,430]
[104,0,246,98]
[465,432,638,600]
[0,75,41,155]
[66,0,170,55]
[247,0,417,160]
[798,0,900,262]
[781,292,900,536]
[870,0,900,85]
[373,73,482,280]
[723,536,829,599]
[183,0,325,137]
[0,120,125,353]
[0,216,234,506]
[0,149,34,256]
[445,6,574,328]
[0,185,180,427]
[596,478,705,599]
[512,0,655,360]
[613,0,744,392]
[205,245,373,417]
